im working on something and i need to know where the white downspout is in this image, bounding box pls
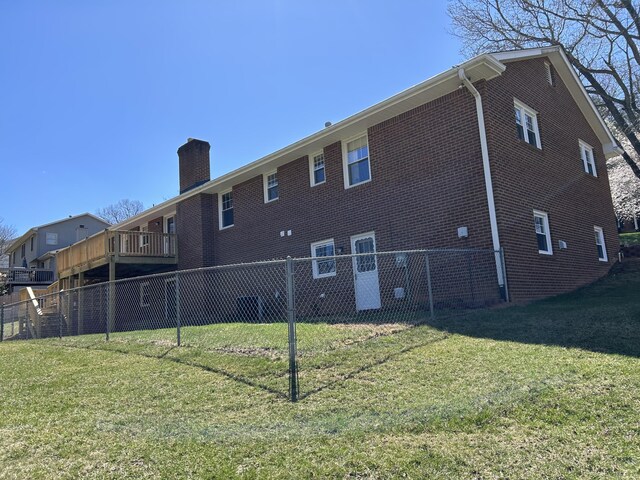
[458,68,507,298]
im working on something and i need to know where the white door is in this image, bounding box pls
[351,232,381,311]
[164,216,175,255]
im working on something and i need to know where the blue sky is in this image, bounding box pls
[1,1,462,234]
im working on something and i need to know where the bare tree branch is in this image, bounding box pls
[96,199,144,224]
[448,0,640,179]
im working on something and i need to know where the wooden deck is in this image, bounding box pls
[57,229,178,280]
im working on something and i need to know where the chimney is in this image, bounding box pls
[178,138,211,194]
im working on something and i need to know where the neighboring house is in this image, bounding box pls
[55,46,620,304]
[4,214,110,293]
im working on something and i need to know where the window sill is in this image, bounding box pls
[344,178,371,190]
[219,224,234,231]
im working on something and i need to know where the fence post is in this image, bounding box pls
[286,256,299,402]
[499,248,510,303]
[58,291,63,339]
[175,274,181,346]
[424,253,435,321]
[1,303,4,342]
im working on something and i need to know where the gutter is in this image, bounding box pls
[457,68,507,298]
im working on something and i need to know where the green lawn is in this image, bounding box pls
[620,231,640,245]
[1,261,640,478]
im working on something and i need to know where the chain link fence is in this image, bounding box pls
[1,248,507,400]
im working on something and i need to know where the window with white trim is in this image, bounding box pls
[45,232,58,245]
[514,100,541,148]
[264,171,279,202]
[311,239,336,279]
[594,226,607,261]
[579,140,597,176]
[343,134,371,187]
[310,151,326,186]
[140,282,150,307]
[533,210,552,255]
[219,190,234,229]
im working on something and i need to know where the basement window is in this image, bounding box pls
[533,210,553,255]
[311,239,336,279]
[514,99,541,149]
[140,282,150,307]
[594,226,607,262]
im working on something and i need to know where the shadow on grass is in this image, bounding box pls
[424,259,640,358]
[57,342,290,400]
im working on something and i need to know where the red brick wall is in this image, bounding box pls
[178,139,211,194]
[177,193,216,270]
[483,58,619,301]
[212,88,495,267]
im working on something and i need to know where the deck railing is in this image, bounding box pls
[0,268,55,284]
[57,230,177,275]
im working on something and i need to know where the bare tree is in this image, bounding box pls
[448,0,640,178]
[0,217,17,258]
[96,199,144,224]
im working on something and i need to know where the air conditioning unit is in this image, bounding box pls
[236,296,264,322]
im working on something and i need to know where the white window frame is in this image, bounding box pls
[218,189,234,229]
[579,140,597,177]
[45,232,58,246]
[309,151,326,187]
[140,282,150,307]
[311,238,337,279]
[533,210,553,255]
[594,226,608,262]
[342,133,372,189]
[263,170,279,203]
[514,99,542,149]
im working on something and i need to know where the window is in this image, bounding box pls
[264,171,279,202]
[544,62,554,86]
[579,140,597,176]
[30,236,34,251]
[311,239,336,279]
[514,100,541,148]
[533,210,552,255]
[21,243,25,258]
[219,190,234,229]
[343,134,371,188]
[594,226,607,261]
[140,282,150,307]
[310,152,326,186]
[45,232,58,245]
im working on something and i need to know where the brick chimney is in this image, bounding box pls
[178,138,211,194]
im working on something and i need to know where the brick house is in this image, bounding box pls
[56,46,620,306]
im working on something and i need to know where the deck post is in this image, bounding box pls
[77,272,85,335]
[286,257,298,402]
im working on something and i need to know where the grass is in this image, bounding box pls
[1,261,640,478]
[620,231,640,245]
